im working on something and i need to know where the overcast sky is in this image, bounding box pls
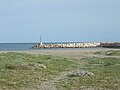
[0,0,120,43]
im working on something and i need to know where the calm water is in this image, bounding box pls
[0,43,37,51]
[0,43,106,51]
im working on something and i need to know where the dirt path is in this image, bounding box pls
[40,71,67,90]
[40,69,82,90]
[39,54,85,90]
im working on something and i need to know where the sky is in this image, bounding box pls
[0,0,120,43]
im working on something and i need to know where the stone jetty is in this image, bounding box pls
[32,42,120,49]
[32,36,120,48]
[32,42,101,48]
[100,42,120,48]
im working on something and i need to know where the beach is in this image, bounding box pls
[0,48,119,57]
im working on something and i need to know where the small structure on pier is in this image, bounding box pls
[40,36,43,45]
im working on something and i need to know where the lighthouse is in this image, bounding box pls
[40,36,43,45]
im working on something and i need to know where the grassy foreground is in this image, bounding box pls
[0,52,78,90]
[56,57,120,90]
[0,51,120,90]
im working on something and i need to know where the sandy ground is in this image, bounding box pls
[0,48,119,58]
[0,48,116,54]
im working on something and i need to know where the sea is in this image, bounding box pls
[0,43,107,51]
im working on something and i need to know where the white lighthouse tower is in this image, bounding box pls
[40,36,43,45]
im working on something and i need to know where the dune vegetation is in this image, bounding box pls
[56,57,120,90]
[0,52,78,90]
[94,50,120,56]
[0,51,120,90]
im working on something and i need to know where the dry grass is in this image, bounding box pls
[0,52,77,90]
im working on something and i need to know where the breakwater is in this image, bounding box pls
[32,42,101,48]
[32,42,120,49]
[100,42,120,48]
